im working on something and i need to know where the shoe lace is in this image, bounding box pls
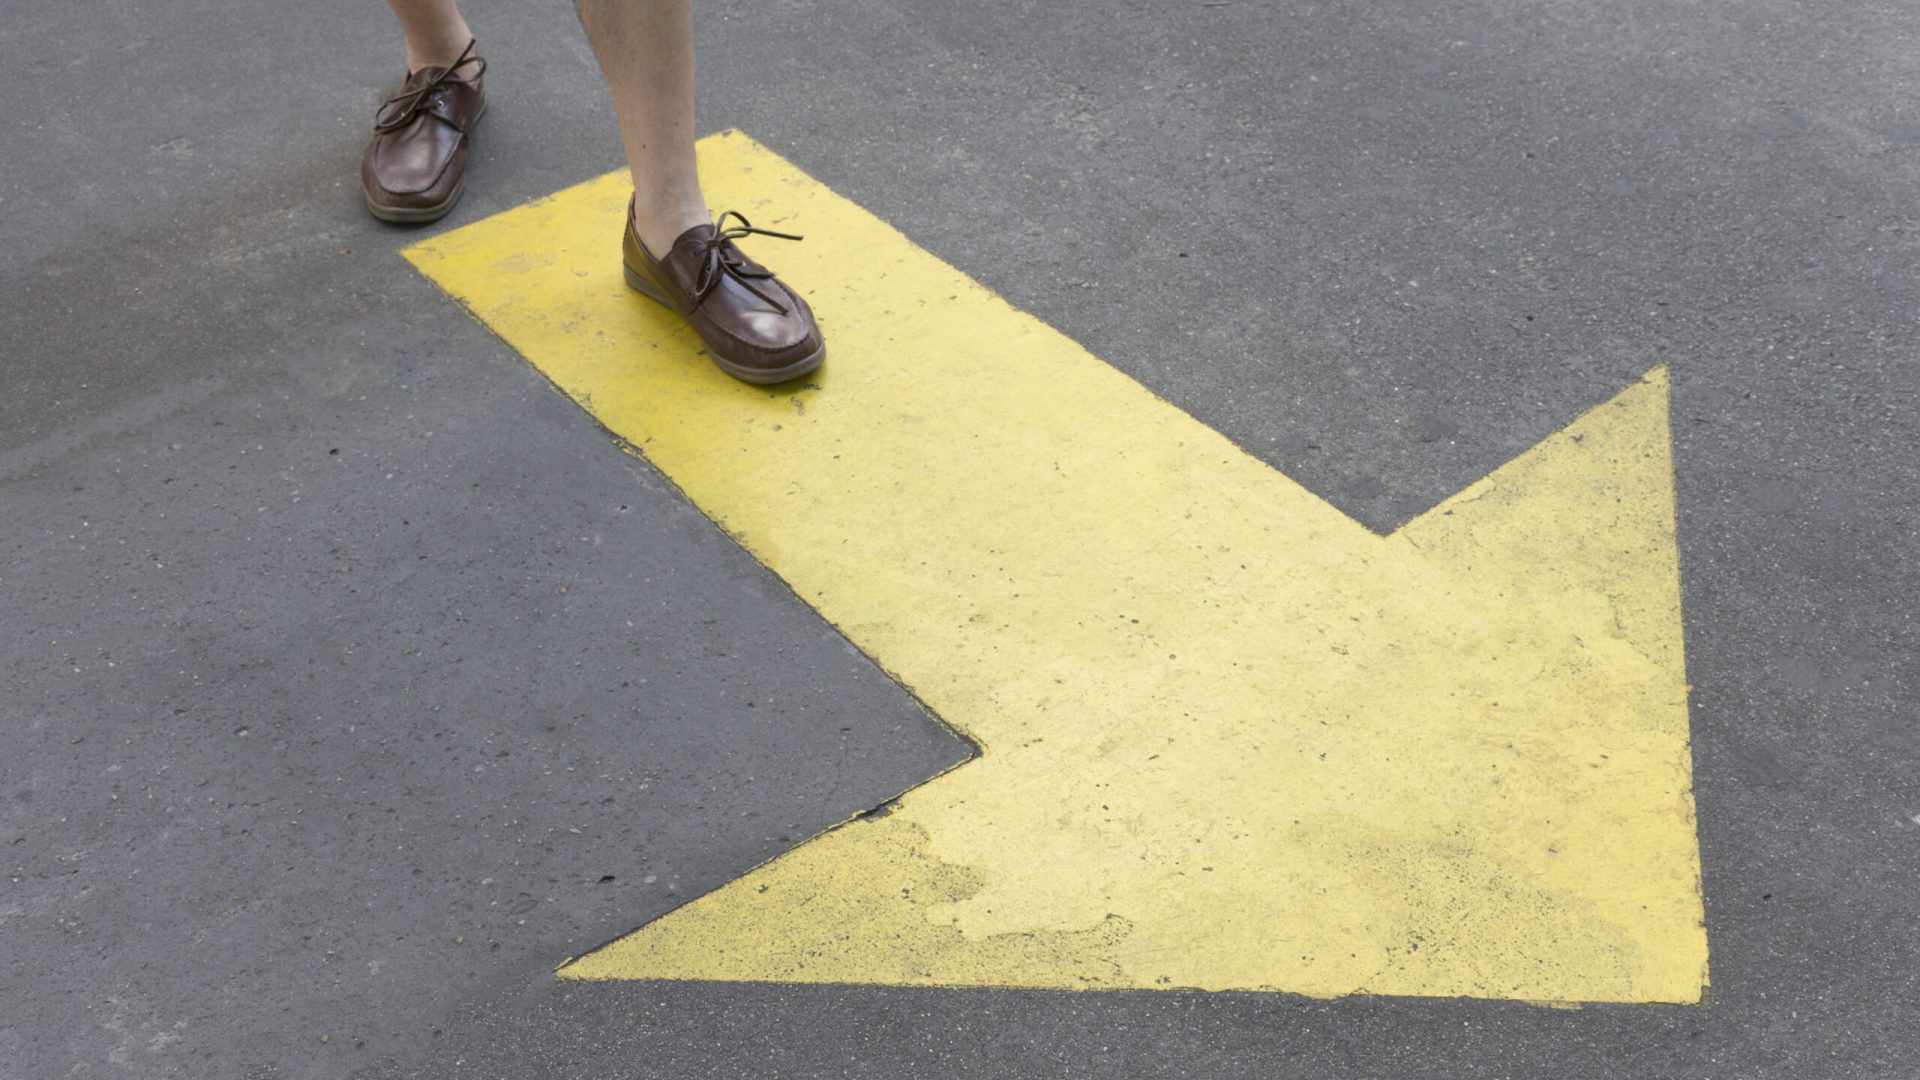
[690,210,803,315]
[374,39,485,133]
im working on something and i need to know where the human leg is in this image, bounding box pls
[572,0,710,255]
[385,0,475,73]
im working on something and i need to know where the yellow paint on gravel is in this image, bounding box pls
[405,131,1708,1003]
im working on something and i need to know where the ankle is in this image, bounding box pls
[631,198,710,257]
[405,21,475,73]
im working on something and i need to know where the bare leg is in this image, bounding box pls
[385,0,474,73]
[573,0,711,255]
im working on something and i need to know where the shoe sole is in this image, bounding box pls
[364,98,487,226]
[623,264,826,385]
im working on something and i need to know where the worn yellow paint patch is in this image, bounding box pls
[404,131,1707,1003]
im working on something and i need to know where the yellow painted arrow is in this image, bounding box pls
[405,131,1706,1004]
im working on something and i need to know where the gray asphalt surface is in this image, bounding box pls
[4,0,1917,1076]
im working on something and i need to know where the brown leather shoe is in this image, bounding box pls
[622,205,826,385]
[361,40,487,224]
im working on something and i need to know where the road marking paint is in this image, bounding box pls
[405,131,1707,1003]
